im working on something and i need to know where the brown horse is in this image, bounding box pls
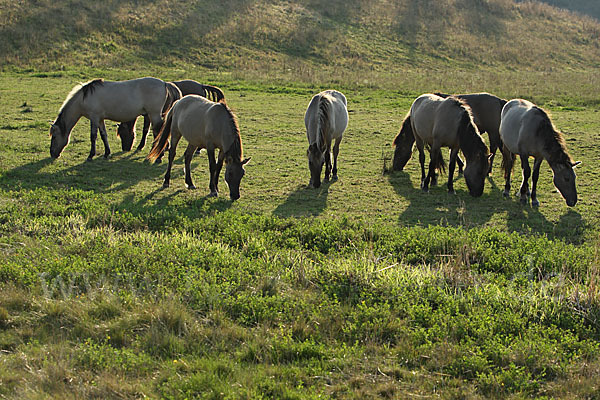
[117,80,225,152]
[394,92,505,175]
[393,94,490,196]
[147,95,250,200]
[500,99,580,207]
[50,77,181,160]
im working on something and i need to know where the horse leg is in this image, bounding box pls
[207,148,218,196]
[87,122,99,161]
[150,114,165,163]
[488,130,502,175]
[519,155,531,204]
[98,121,111,159]
[417,142,427,189]
[448,148,458,194]
[531,157,543,207]
[162,131,181,188]
[324,147,332,182]
[502,146,515,198]
[183,143,197,190]
[332,137,341,180]
[214,151,225,193]
[423,148,439,193]
[136,115,151,151]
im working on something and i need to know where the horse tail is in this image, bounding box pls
[436,149,446,173]
[163,82,182,114]
[316,95,331,151]
[203,85,225,103]
[147,106,174,162]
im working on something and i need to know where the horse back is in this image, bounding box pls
[457,93,504,134]
[411,94,464,148]
[305,90,348,145]
[500,99,545,157]
[85,77,167,121]
[171,95,233,151]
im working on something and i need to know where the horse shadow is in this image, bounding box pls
[0,151,164,194]
[273,180,334,218]
[386,171,583,241]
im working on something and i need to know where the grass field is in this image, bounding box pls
[0,68,599,398]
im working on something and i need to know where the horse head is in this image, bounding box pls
[307,143,325,188]
[552,161,580,207]
[225,157,250,200]
[392,116,415,171]
[49,123,69,159]
[464,153,491,197]
[117,120,136,151]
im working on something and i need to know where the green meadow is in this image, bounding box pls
[1,0,600,398]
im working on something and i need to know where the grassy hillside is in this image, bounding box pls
[1,0,599,76]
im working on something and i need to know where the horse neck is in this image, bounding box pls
[538,117,571,167]
[57,98,83,136]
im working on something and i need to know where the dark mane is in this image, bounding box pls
[221,103,243,163]
[533,107,572,164]
[81,79,104,99]
[449,97,488,160]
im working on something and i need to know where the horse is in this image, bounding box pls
[147,95,250,200]
[305,90,348,188]
[393,94,490,196]
[117,80,225,152]
[394,92,505,175]
[50,77,181,160]
[500,99,580,207]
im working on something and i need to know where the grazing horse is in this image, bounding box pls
[394,92,505,175]
[305,90,348,188]
[500,99,580,207]
[50,77,181,160]
[147,95,250,200]
[393,94,490,196]
[117,80,225,152]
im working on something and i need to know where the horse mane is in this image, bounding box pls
[447,96,488,160]
[81,79,104,99]
[393,112,413,146]
[220,102,243,163]
[533,107,573,164]
[56,79,105,123]
[316,94,331,152]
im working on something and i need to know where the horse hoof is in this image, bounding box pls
[86,157,94,162]
[421,187,429,193]
[448,189,455,195]
[155,159,162,164]
[532,199,540,207]
[103,154,111,159]
[503,191,510,198]
[187,184,196,190]
[162,183,169,189]
[208,191,218,197]
[520,198,528,205]
[332,175,338,181]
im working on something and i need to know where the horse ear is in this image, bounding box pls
[242,157,251,165]
[571,161,581,168]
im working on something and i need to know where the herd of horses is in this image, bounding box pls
[48,77,580,206]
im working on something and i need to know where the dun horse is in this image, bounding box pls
[117,80,225,152]
[147,95,250,200]
[305,90,348,188]
[500,99,580,207]
[394,92,505,175]
[50,77,181,160]
[393,94,490,196]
